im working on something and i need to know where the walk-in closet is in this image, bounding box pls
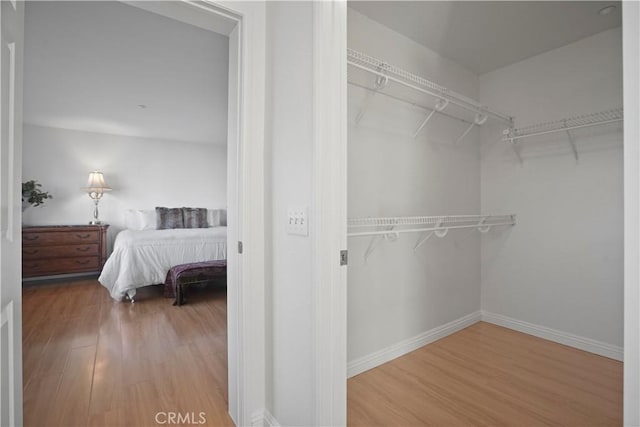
[345,2,623,424]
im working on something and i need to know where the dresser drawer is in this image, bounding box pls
[22,244,99,260]
[22,230,100,246]
[22,225,109,279]
[23,256,100,276]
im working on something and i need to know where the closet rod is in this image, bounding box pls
[348,80,473,126]
[347,49,513,125]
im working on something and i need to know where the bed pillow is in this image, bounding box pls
[138,210,157,230]
[124,209,157,230]
[124,210,141,230]
[207,209,227,227]
[182,207,208,228]
[156,207,184,229]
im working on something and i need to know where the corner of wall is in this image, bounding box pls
[251,408,280,427]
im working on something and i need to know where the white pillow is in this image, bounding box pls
[124,210,141,230]
[124,209,156,230]
[207,209,227,227]
[138,210,156,230]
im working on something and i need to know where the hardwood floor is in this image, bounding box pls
[348,322,623,427]
[22,279,232,427]
[24,282,623,426]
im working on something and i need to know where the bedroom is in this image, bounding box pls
[19,1,232,425]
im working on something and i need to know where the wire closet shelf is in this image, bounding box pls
[347,48,514,141]
[502,108,623,162]
[348,215,516,261]
[503,108,623,142]
[348,215,516,237]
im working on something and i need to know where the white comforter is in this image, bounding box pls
[99,227,227,301]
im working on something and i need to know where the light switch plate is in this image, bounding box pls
[287,207,308,236]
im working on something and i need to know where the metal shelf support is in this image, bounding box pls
[413,98,449,139]
[354,73,389,126]
[455,112,488,145]
[565,122,579,162]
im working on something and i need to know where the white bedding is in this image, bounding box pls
[98,227,227,301]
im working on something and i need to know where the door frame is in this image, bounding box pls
[1,0,24,425]
[311,2,348,426]
[215,2,267,424]
[623,1,640,424]
[135,2,267,425]
[9,1,267,425]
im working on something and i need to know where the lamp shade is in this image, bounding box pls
[84,171,112,192]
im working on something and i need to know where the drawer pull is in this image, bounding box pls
[76,247,91,252]
[75,260,91,265]
[76,234,91,239]
[24,249,39,255]
[24,235,40,241]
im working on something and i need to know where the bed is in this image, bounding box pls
[98,227,227,301]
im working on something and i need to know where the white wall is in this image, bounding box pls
[347,9,483,363]
[22,124,227,248]
[266,2,315,425]
[480,28,623,349]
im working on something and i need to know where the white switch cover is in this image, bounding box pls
[287,207,308,236]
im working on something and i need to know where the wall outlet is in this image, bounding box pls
[287,207,308,236]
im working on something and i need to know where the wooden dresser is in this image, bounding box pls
[22,225,109,278]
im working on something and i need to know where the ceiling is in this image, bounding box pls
[24,1,229,145]
[348,1,622,75]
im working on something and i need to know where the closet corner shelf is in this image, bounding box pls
[502,108,623,162]
[348,215,516,261]
[347,48,513,142]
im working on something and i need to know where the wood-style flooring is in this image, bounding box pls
[24,282,623,427]
[22,279,232,427]
[348,321,623,426]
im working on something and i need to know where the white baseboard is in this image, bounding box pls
[251,408,280,427]
[263,410,280,427]
[481,311,623,361]
[347,311,482,378]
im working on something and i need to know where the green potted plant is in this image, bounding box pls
[22,180,52,211]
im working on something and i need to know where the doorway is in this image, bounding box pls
[0,1,266,425]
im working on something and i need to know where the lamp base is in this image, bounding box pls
[89,220,102,225]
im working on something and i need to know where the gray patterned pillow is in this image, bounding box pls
[182,207,208,229]
[156,207,184,229]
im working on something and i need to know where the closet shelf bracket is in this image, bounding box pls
[565,122,579,162]
[413,98,449,139]
[507,137,524,164]
[354,71,389,126]
[363,225,398,263]
[413,220,446,252]
[455,112,488,145]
